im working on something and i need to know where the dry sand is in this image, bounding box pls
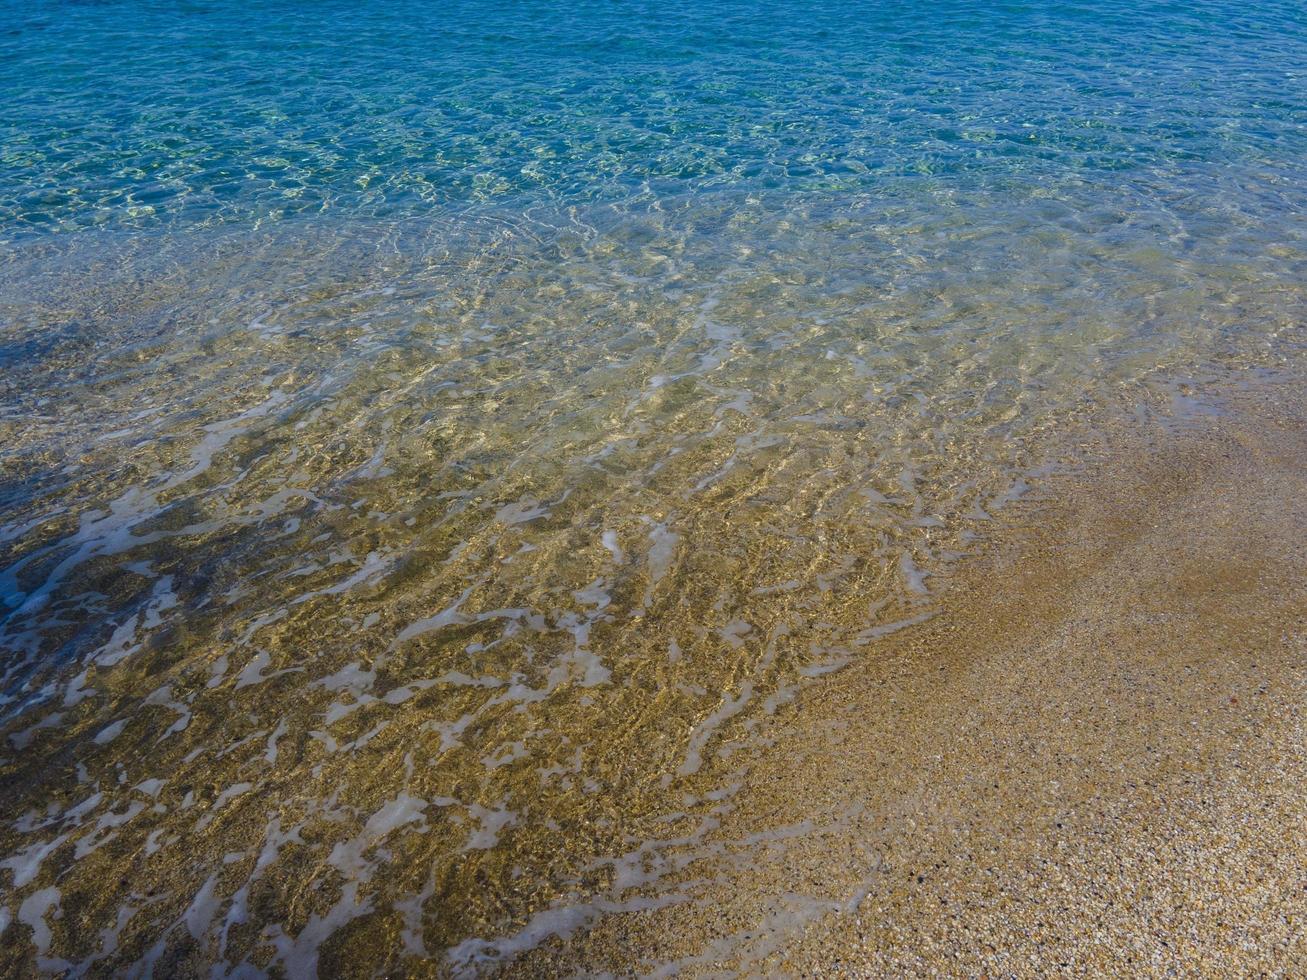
[511,376,1307,977]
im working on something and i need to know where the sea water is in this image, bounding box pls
[1,0,1305,973]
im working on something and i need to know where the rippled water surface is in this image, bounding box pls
[2,0,1306,974]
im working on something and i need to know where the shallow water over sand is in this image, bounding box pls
[2,0,1307,974]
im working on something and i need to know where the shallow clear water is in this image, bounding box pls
[1,0,1305,974]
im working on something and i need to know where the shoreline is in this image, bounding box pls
[509,373,1307,976]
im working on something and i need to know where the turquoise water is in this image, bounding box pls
[3,1,1306,239]
[1,1,1305,974]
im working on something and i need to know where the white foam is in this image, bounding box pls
[17,886,60,955]
[93,719,127,745]
[1,834,69,888]
[600,529,624,564]
[463,805,516,851]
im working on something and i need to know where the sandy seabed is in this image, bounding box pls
[508,373,1307,977]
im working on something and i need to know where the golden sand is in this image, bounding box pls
[507,378,1307,976]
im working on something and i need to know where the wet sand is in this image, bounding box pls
[511,376,1307,976]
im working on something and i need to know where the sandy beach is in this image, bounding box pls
[505,375,1307,976]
